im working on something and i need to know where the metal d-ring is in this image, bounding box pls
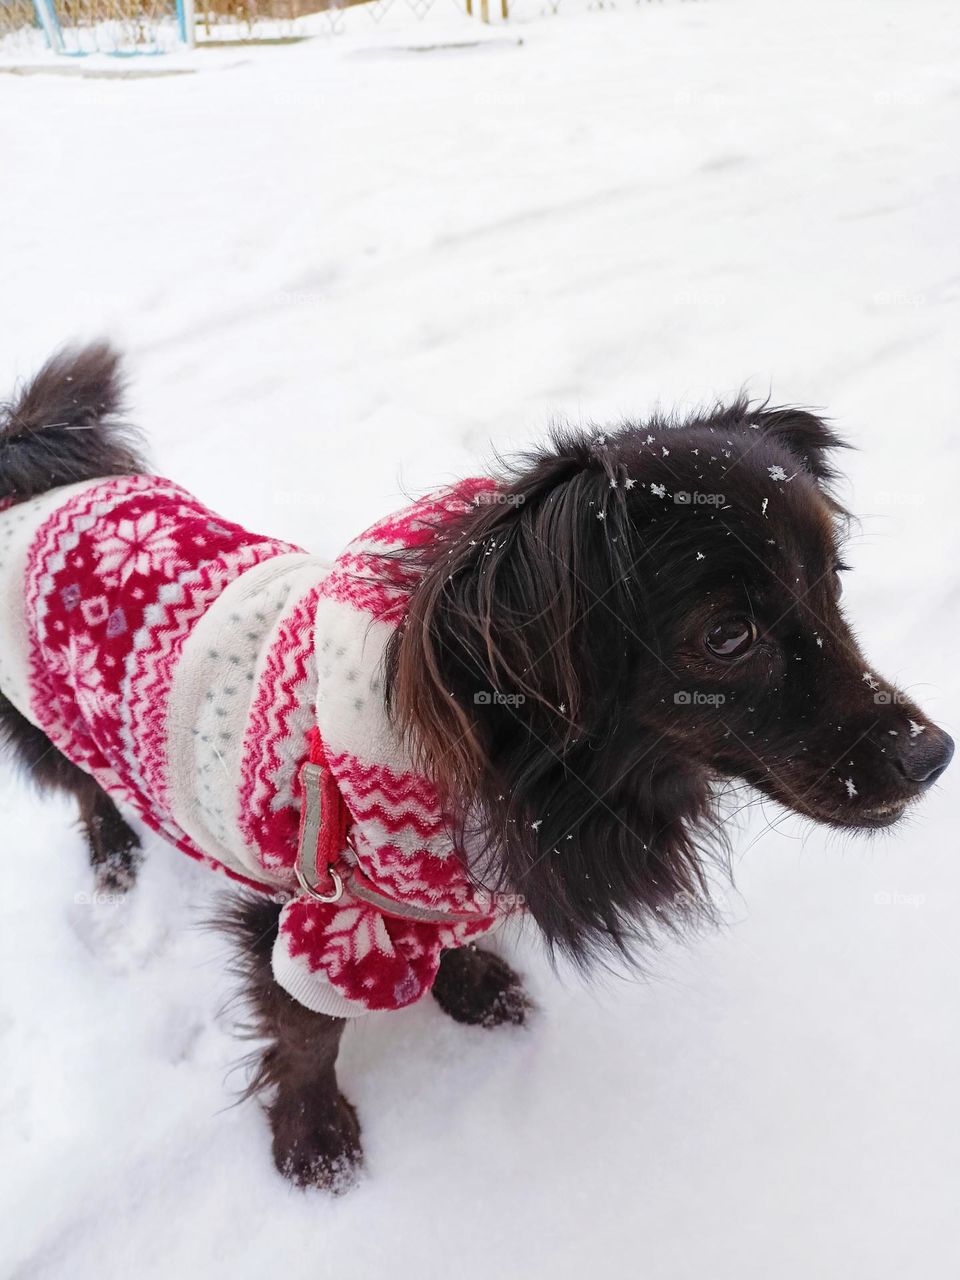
[295,860,344,904]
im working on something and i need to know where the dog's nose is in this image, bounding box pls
[893,724,955,786]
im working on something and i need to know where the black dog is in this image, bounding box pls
[0,346,952,1190]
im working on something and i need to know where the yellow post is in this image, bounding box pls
[479,0,488,21]
[500,0,507,16]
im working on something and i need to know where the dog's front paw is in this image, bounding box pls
[270,1092,363,1193]
[432,945,533,1029]
[88,810,142,896]
[92,845,141,896]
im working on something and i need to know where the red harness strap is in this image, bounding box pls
[295,727,351,900]
[307,726,349,845]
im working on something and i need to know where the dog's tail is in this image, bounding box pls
[0,342,146,502]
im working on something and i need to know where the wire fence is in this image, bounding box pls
[193,0,329,44]
[198,0,659,39]
[192,0,503,44]
[1,0,655,55]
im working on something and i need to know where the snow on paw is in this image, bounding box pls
[478,977,533,1030]
[92,843,142,896]
[271,1094,363,1194]
[431,946,533,1029]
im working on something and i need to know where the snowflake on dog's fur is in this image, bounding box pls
[768,465,788,481]
[650,482,667,498]
[844,777,858,798]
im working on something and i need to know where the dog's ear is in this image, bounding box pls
[388,434,639,804]
[386,433,714,962]
[745,404,848,486]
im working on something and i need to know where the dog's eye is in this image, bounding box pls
[704,616,757,659]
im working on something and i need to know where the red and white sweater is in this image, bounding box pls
[0,474,506,1017]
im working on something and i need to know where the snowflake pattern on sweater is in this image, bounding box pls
[17,474,296,883]
[0,474,508,1017]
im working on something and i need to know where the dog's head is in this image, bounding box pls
[386,402,953,962]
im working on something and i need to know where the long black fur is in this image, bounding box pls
[385,399,950,968]
[0,343,146,885]
[0,342,145,500]
[0,344,147,792]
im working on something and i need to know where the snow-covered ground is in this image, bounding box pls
[2,1,960,1275]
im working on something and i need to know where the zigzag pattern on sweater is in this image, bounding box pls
[317,560,411,625]
[328,752,448,841]
[354,478,497,549]
[328,752,491,912]
[122,542,287,814]
[314,478,499,627]
[237,582,323,875]
[23,476,295,885]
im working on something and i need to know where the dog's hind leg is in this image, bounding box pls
[74,773,142,894]
[432,944,532,1028]
[216,895,363,1193]
[0,693,141,893]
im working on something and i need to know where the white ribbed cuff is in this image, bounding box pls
[271,936,371,1018]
